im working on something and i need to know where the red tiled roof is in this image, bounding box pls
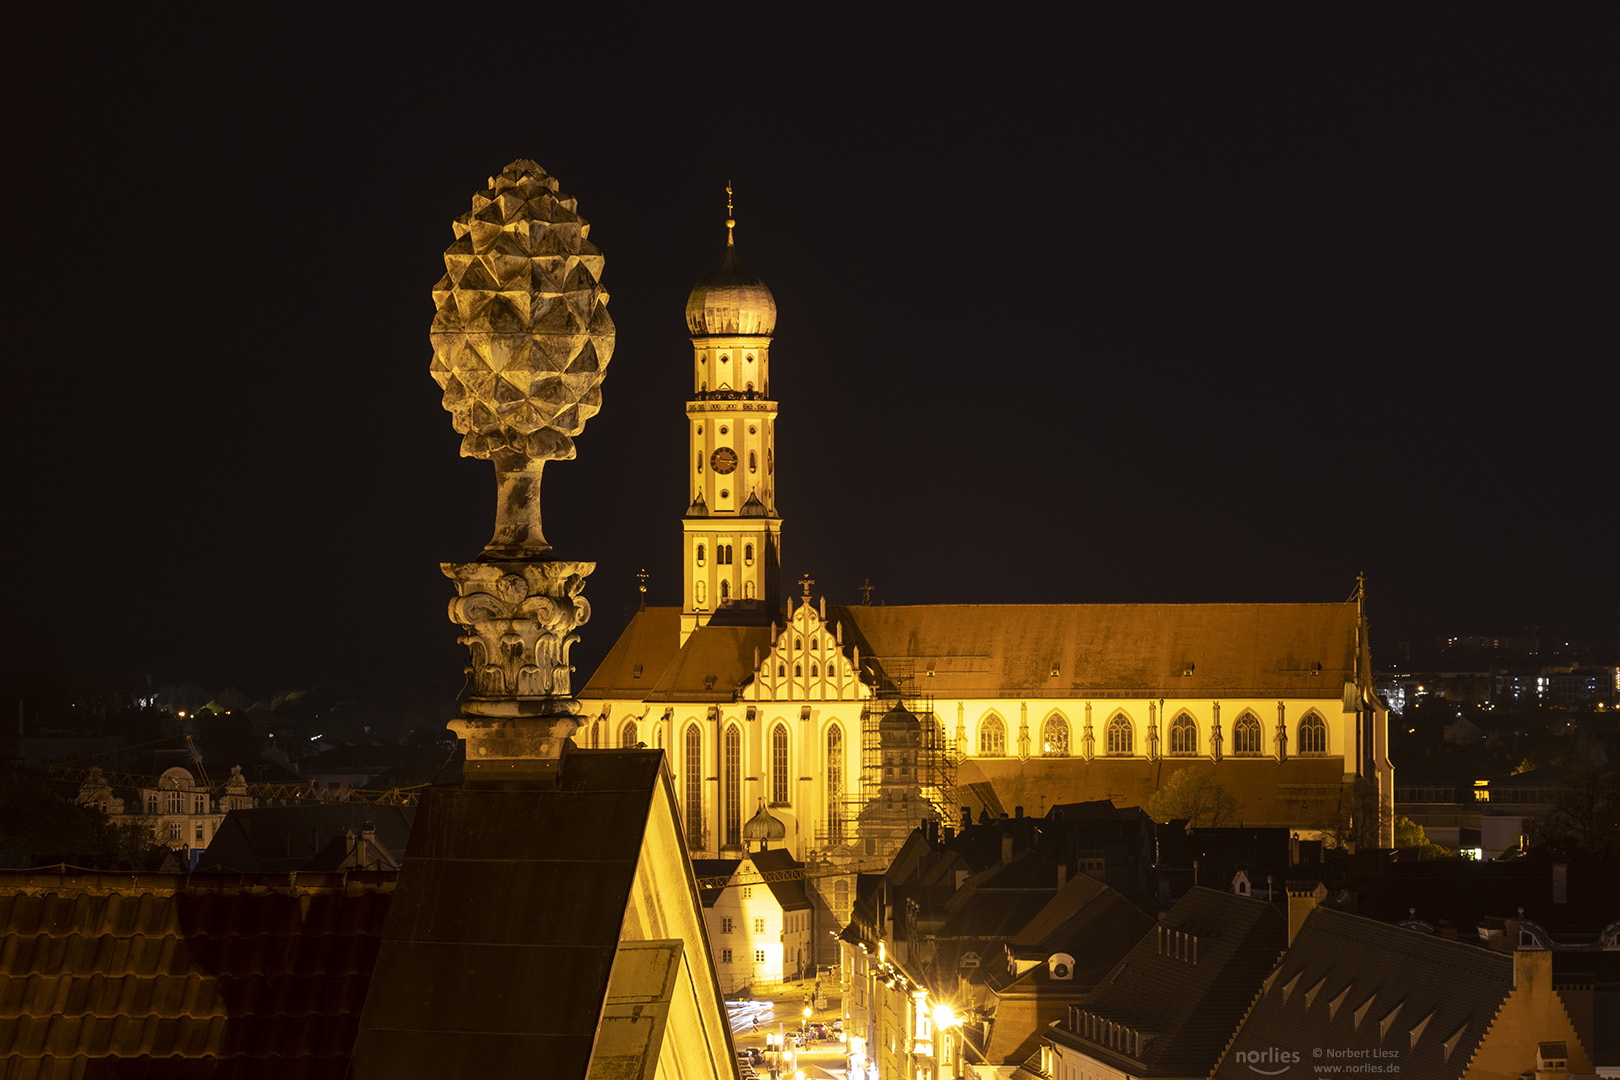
[0,870,395,1078]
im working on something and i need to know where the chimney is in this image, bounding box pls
[1001,832,1014,865]
[1287,882,1327,946]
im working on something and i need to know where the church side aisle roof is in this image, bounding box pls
[583,602,1359,702]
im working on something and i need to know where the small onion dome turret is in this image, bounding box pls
[742,799,787,848]
[685,227,776,337]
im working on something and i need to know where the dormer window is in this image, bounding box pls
[633,664,643,679]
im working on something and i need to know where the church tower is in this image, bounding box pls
[681,190,781,642]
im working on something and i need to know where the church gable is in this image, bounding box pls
[745,596,869,703]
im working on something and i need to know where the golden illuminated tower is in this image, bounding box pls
[681,189,781,641]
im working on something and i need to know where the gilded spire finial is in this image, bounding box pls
[725,181,735,246]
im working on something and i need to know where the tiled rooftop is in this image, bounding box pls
[0,869,395,1078]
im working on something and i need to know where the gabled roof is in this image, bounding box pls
[197,804,416,874]
[1008,871,1153,966]
[690,859,742,907]
[832,603,1357,698]
[752,847,811,911]
[1053,887,1287,1077]
[1213,908,1533,1080]
[581,607,772,702]
[350,749,736,1079]
[584,601,1361,702]
[579,607,686,699]
[938,851,1061,940]
[0,869,395,1076]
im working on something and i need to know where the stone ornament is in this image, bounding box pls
[443,562,592,704]
[430,160,615,556]
[429,162,610,777]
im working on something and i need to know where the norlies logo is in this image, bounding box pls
[1235,1048,1301,1075]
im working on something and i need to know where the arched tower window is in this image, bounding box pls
[1106,714,1134,755]
[827,724,844,842]
[1169,713,1198,755]
[724,725,741,848]
[749,451,757,473]
[745,543,754,564]
[810,663,818,676]
[683,725,702,849]
[620,719,638,748]
[696,544,706,565]
[1233,712,1263,755]
[979,714,1007,757]
[1042,714,1070,756]
[1298,711,1328,755]
[771,724,790,805]
[744,581,756,599]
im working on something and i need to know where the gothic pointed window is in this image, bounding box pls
[744,581,756,599]
[1106,714,1134,755]
[684,725,702,849]
[810,663,818,676]
[1042,714,1070,756]
[1298,711,1328,754]
[724,725,741,848]
[1234,712,1263,755]
[794,664,802,677]
[778,664,786,677]
[827,724,844,841]
[1169,713,1198,755]
[771,724,790,805]
[620,719,638,748]
[979,714,1007,757]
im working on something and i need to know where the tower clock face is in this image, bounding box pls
[710,447,738,475]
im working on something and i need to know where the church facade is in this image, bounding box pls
[578,215,1395,915]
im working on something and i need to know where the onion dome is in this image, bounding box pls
[685,215,776,337]
[742,799,787,848]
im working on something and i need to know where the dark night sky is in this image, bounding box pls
[4,9,1616,709]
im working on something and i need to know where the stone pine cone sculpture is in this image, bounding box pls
[430,161,614,463]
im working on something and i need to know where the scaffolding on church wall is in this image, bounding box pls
[818,655,957,843]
